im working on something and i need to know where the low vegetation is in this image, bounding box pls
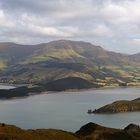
[0,122,140,140]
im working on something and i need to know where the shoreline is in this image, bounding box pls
[0,84,140,100]
[48,85,140,93]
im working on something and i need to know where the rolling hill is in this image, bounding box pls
[0,40,140,90]
[92,97,140,114]
[0,122,140,140]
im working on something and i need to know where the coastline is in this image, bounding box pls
[0,83,140,99]
[48,85,140,93]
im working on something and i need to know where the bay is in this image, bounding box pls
[0,86,140,132]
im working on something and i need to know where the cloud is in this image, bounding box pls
[0,10,15,27]
[91,24,113,37]
[132,39,140,46]
[0,0,140,53]
[99,0,140,25]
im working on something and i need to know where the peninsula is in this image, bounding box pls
[91,97,140,113]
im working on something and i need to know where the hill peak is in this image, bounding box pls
[47,39,103,49]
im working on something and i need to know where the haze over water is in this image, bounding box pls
[0,85,15,89]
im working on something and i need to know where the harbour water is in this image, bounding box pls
[0,86,140,132]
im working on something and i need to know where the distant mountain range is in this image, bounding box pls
[0,40,140,91]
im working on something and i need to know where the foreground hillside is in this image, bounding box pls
[0,40,140,90]
[0,122,140,140]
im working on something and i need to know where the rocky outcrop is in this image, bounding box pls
[92,97,140,113]
[76,122,140,140]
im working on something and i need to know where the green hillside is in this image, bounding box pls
[0,60,6,70]
[0,40,140,90]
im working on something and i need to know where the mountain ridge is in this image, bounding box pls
[0,40,140,90]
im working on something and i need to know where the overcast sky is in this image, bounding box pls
[0,0,140,54]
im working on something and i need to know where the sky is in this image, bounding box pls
[0,0,140,54]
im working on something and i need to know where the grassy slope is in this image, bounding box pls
[0,124,79,140]
[93,97,140,113]
[0,60,6,70]
[1,40,140,89]
[0,122,140,140]
[22,47,85,64]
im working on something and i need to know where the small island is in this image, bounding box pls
[88,97,140,114]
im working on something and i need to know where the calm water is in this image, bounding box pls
[0,86,140,132]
